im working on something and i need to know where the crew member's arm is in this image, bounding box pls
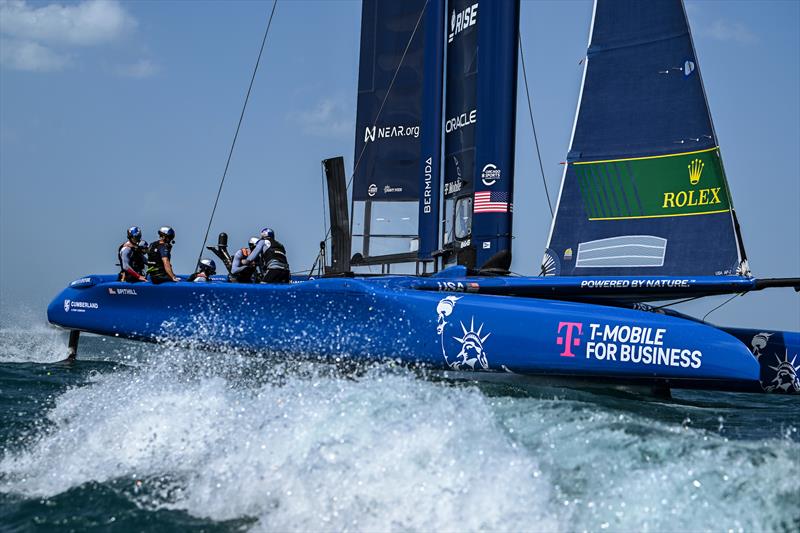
[121,246,146,281]
[244,240,270,264]
[231,249,246,274]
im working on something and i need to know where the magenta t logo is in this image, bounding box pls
[556,322,583,357]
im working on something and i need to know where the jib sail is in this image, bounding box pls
[442,0,519,269]
[544,0,748,277]
[351,0,444,267]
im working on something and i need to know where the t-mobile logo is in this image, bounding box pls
[556,322,583,357]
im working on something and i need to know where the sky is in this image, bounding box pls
[1,0,798,331]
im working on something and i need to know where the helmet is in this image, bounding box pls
[199,258,216,275]
[248,236,259,250]
[138,240,149,250]
[127,226,142,243]
[260,227,274,240]
[158,226,175,242]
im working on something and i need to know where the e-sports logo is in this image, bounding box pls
[556,321,582,357]
[481,163,501,186]
[436,296,491,370]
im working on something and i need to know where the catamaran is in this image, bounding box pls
[47,0,799,395]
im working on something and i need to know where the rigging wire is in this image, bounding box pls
[519,33,553,218]
[702,292,742,322]
[195,0,278,270]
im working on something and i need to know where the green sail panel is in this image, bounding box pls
[573,148,731,220]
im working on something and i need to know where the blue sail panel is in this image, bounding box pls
[351,0,443,265]
[352,0,427,203]
[545,0,746,277]
[471,0,519,268]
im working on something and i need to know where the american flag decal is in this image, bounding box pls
[474,191,511,213]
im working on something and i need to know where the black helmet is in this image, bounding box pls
[127,226,142,243]
[199,258,216,275]
[248,236,259,250]
[158,226,175,243]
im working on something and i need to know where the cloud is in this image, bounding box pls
[0,0,137,72]
[115,58,158,79]
[0,37,69,71]
[707,19,758,45]
[291,97,353,139]
[0,0,135,46]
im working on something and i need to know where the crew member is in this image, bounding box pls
[188,258,216,283]
[245,227,291,283]
[118,226,147,282]
[147,226,180,284]
[229,237,259,283]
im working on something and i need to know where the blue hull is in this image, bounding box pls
[47,274,799,394]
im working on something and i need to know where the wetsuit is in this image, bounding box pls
[248,237,290,283]
[229,247,256,283]
[118,241,145,282]
[147,241,175,284]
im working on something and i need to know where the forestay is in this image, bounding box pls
[544,0,748,277]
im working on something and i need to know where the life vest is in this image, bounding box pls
[257,238,289,271]
[118,241,145,275]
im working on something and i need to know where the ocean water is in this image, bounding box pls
[0,314,798,532]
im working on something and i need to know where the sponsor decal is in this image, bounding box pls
[482,241,491,249]
[383,185,403,194]
[563,248,573,261]
[435,281,479,293]
[368,184,377,197]
[109,287,137,295]
[661,158,721,208]
[555,321,703,369]
[448,3,478,43]
[70,277,92,287]
[63,299,99,313]
[422,156,433,214]
[445,109,476,134]
[481,163,501,186]
[444,179,463,195]
[364,124,419,144]
[580,278,689,289]
[436,296,490,370]
[556,322,583,357]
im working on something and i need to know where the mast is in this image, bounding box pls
[471,0,520,270]
[441,0,520,270]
